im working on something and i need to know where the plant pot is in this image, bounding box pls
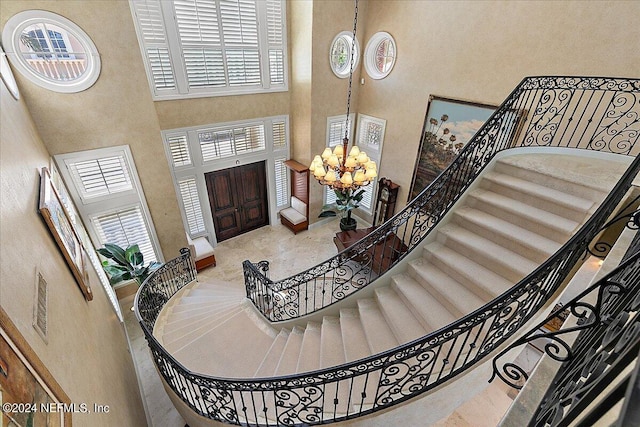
[340,217,357,231]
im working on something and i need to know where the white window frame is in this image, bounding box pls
[163,115,290,245]
[2,10,101,93]
[363,31,397,80]
[354,114,386,214]
[329,31,360,79]
[54,146,164,264]
[129,0,288,100]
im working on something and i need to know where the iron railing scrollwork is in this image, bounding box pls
[491,231,640,426]
[135,77,640,426]
[245,76,640,322]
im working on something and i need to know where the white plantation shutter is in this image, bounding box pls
[167,134,192,167]
[92,206,158,264]
[354,115,386,213]
[274,158,288,208]
[266,0,285,85]
[272,120,286,148]
[67,155,134,201]
[178,177,206,234]
[199,123,265,161]
[325,114,354,206]
[132,0,177,93]
[130,0,286,98]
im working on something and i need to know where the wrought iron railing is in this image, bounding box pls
[245,76,640,322]
[134,76,640,426]
[491,230,640,426]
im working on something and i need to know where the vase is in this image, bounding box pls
[340,217,357,231]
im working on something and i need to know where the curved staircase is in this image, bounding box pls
[153,152,629,416]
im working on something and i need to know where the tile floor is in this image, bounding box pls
[120,218,522,427]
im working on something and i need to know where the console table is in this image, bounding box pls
[333,227,407,275]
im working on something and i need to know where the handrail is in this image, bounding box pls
[491,230,640,426]
[136,76,640,426]
[245,76,640,322]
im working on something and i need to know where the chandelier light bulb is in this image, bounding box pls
[357,151,369,164]
[365,167,377,180]
[353,169,366,183]
[314,165,326,178]
[333,145,344,157]
[322,148,332,160]
[345,156,357,168]
[327,154,340,167]
[349,145,361,157]
[325,170,337,182]
[340,171,353,186]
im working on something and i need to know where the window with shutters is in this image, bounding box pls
[177,177,206,234]
[164,115,289,241]
[324,114,355,207]
[54,146,163,264]
[129,0,287,100]
[274,157,288,209]
[348,114,386,214]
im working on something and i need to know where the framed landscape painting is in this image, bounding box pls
[39,167,93,301]
[409,96,497,201]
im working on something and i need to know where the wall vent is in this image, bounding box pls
[33,270,48,342]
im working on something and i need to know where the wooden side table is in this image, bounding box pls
[333,227,407,275]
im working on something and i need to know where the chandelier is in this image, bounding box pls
[308,0,377,192]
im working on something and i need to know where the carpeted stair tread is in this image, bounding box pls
[437,224,539,283]
[357,299,399,353]
[170,310,275,378]
[320,316,346,368]
[467,189,579,242]
[275,327,305,376]
[254,329,290,378]
[374,287,427,344]
[297,322,321,373]
[168,299,239,313]
[408,259,486,318]
[161,305,244,344]
[481,170,595,220]
[452,207,558,263]
[339,309,371,362]
[493,154,625,198]
[391,274,457,332]
[423,243,513,302]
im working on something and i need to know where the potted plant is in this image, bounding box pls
[97,243,161,286]
[322,188,365,231]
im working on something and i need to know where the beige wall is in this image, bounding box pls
[359,0,640,208]
[1,0,186,259]
[0,68,147,426]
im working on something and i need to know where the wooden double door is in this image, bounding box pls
[205,161,269,242]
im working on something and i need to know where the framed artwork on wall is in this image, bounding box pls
[0,308,72,427]
[38,167,93,301]
[409,95,498,201]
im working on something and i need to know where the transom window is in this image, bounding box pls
[2,10,101,92]
[129,0,288,100]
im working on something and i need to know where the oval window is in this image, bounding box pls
[364,32,396,80]
[2,10,101,93]
[329,31,360,79]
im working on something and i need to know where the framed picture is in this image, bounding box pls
[1,308,72,427]
[409,95,498,201]
[39,167,93,301]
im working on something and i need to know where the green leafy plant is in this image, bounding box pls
[322,188,365,230]
[97,243,161,286]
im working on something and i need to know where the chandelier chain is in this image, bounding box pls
[345,0,359,141]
